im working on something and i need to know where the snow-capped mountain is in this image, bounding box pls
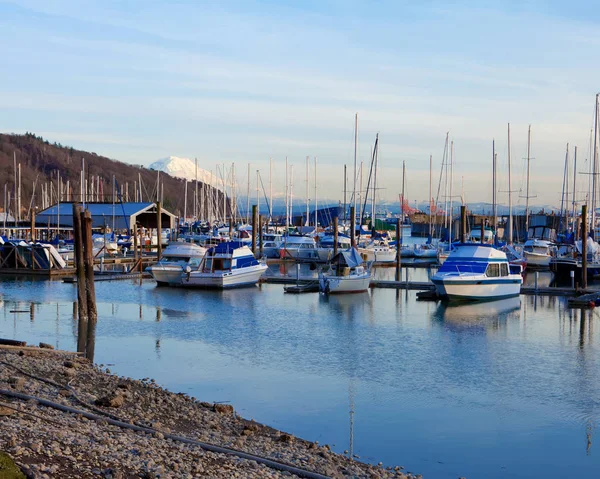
[149,156,223,190]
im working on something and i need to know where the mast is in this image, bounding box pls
[306,156,309,226]
[353,113,358,218]
[290,165,294,228]
[371,135,378,232]
[81,158,85,208]
[450,141,454,244]
[525,125,532,237]
[246,163,251,225]
[194,158,198,220]
[314,157,318,228]
[565,144,570,232]
[343,164,347,229]
[508,123,513,244]
[269,157,273,222]
[493,140,496,243]
[359,160,364,230]
[223,162,227,224]
[285,157,289,230]
[429,155,433,239]
[184,179,188,222]
[401,160,405,245]
[572,146,578,232]
[256,168,260,221]
[593,93,599,237]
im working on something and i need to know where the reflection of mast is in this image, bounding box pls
[348,379,355,460]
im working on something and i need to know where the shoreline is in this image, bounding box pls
[0,345,417,478]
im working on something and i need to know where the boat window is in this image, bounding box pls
[212,259,231,271]
[203,258,212,271]
[485,263,500,277]
[188,258,201,268]
[500,263,509,276]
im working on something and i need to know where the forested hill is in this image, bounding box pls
[0,133,226,218]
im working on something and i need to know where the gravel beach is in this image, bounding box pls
[0,346,417,479]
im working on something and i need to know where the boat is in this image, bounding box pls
[431,243,523,301]
[498,244,527,271]
[182,241,267,288]
[413,242,438,258]
[319,248,372,294]
[279,235,320,261]
[550,238,600,281]
[522,238,554,269]
[261,233,284,258]
[357,238,396,263]
[147,242,207,286]
[317,233,352,262]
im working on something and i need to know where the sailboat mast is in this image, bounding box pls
[343,164,347,228]
[256,168,260,221]
[429,155,432,239]
[269,157,273,222]
[194,158,198,220]
[306,156,309,226]
[353,113,358,219]
[565,144,570,232]
[285,157,289,230]
[246,163,251,225]
[314,157,318,228]
[184,180,188,222]
[372,135,378,232]
[401,160,405,245]
[592,93,599,236]
[508,123,513,244]
[525,125,532,237]
[493,140,497,243]
[572,146,578,232]
[450,141,454,244]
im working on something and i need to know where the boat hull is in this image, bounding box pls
[147,265,184,286]
[523,252,551,268]
[358,247,396,263]
[182,264,268,289]
[320,273,372,294]
[432,276,522,300]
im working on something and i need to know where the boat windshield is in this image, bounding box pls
[485,263,509,277]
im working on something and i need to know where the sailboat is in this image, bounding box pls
[319,248,372,294]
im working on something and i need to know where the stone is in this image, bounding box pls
[213,404,234,415]
[95,394,124,408]
[0,406,16,416]
[278,433,294,443]
[39,342,54,349]
[63,360,75,368]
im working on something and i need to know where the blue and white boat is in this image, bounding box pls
[182,241,267,288]
[431,243,522,301]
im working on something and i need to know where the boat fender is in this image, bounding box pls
[185,265,191,282]
[588,301,595,309]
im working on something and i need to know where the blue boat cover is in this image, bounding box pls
[330,247,364,268]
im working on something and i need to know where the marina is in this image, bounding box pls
[0,273,599,478]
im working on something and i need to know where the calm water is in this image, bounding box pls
[0,273,598,479]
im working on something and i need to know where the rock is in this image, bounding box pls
[8,377,25,390]
[39,342,54,349]
[0,452,26,479]
[58,389,72,397]
[213,404,234,415]
[63,360,75,368]
[95,394,124,408]
[278,433,294,443]
[0,406,16,416]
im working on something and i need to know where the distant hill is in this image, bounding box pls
[0,133,227,219]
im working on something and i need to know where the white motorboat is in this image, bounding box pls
[319,248,372,294]
[358,239,396,263]
[316,234,352,262]
[279,235,320,261]
[431,243,522,301]
[413,243,438,258]
[522,239,554,269]
[182,241,267,288]
[261,233,284,258]
[147,242,207,286]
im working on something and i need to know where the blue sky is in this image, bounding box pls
[1,0,599,207]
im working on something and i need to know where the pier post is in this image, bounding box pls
[73,204,87,354]
[30,210,35,242]
[460,206,466,243]
[534,271,538,292]
[395,219,401,282]
[156,201,162,261]
[333,216,339,257]
[251,205,257,254]
[229,220,233,240]
[350,206,356,248]
[582,204,588,289]
[133,223,138,270]
[82,209,97,361]
[259,215,264,256]
[480,220,485,244]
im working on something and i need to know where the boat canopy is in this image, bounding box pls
[211,241,246,254]
[329,248,364,268]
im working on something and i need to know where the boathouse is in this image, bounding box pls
[36,202,176,232]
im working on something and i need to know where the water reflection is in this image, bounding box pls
[432,297,521,330]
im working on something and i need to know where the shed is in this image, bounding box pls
[36,202,176,232]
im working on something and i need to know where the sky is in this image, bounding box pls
[1,0,599,208]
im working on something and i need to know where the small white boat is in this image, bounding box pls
[147,242,207,286]
[317,234,352,262]
[279,235,319,261]
[522,239,554,269]
[319,248,372,294]
[358,239,396,263]
[431,243,522,301]
[261,233,284,258]
[413,243,438,258]
[182,241,267,289]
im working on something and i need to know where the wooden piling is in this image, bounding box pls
[460,206,466,243]
[582,204,588,289]
[229,220,233,240]
[30,210,35,242]
[395,218,401,282]
[156,201,162,260]
[333,216,339,257]
[350,206,356,248]
[81,210,97,361]
[251,205,257,254]
[133,223,139,270]
[480,220,485,244]
[259,215,263,256]
[72,204,87,354]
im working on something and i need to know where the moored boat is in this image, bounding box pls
[182,241,267,288]
[431,243,522,301]
[319,248,372,294]
[147,242,207,286]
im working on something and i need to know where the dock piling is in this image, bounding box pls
[156,201,162,261]
[460,206,466,243]
[251,205,257,254]
[82,209,97,361]
[395,219,401,282]
[350,206,356,248]
[333,216,339,257]
[582,205,588,289]
[73,204,87,354]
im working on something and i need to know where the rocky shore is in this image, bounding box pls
[0,346,418,479]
